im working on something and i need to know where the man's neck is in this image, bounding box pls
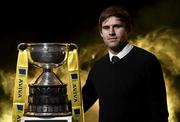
[108,43,134,62]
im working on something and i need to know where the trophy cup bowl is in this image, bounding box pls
[18,43,77,117]
[19,43,70,68]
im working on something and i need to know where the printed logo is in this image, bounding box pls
[73,83,78,102]
[18,69,26,75]
[71,73,78,80]
[17,105,23,111]
[18,79,23,98]
[74,108,80,115]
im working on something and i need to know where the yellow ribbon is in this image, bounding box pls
[68,49,84,122]
[12,49,28,122]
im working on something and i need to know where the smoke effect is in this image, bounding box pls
[133,28,180,75]
[0,70,14,121]
[0,70,15,98]
[0,101,12,122]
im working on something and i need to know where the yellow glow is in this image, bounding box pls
[0,98,12,122]
[165,76,179,122]
[0,109,12,122]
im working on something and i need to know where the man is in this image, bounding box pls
[82,5,169,122]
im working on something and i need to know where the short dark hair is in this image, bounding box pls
[99,5,132,32]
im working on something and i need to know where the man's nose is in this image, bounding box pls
[109,27,115,35]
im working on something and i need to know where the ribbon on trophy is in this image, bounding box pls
[68,49,84,122]
[12,49,28,122]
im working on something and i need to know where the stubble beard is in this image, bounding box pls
[108,40,128,53]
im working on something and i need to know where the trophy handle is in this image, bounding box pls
[69,43,78,50]
[17,43,28,50]
[55,43,78,67]
[17,43,40,68]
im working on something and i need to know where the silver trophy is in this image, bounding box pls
[18,43,77,117]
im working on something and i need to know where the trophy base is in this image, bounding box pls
[25,111,71,117]
[21,116,72,122]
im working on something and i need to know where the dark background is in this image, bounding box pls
[0,0,179,69]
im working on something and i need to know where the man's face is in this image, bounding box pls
[100,16,128,51]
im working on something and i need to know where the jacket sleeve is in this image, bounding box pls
[145,55,169,122]
[82,68,98,112]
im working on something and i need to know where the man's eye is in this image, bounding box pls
[114,24,125,28]
[102,26,109,29]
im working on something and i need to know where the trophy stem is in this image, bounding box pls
[44,68,64,85]
[33,67,63,86]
